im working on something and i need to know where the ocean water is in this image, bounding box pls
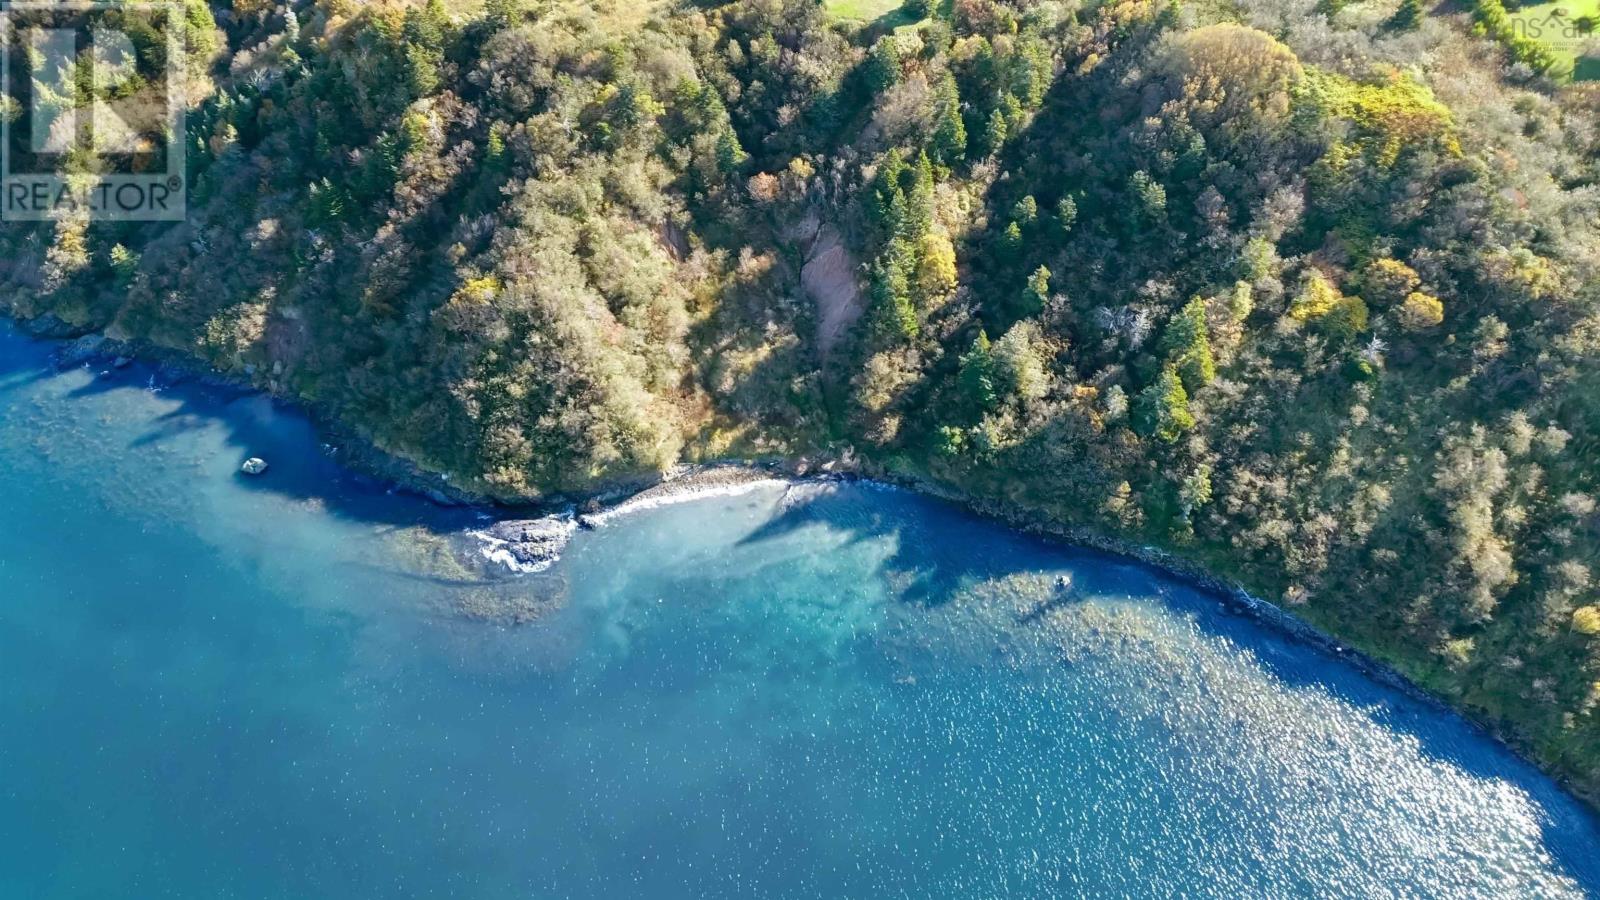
[1,322,1598,899]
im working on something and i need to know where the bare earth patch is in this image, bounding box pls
[802,225,865,359]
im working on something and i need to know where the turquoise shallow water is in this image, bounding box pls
[1,323,1598,898]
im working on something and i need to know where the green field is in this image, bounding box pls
[823,0,908,24]
[1505,0,1600,80]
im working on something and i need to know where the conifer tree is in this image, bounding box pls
[1022,266,1051,315]
[1133,368,1195,442]
[959,330,998,413]
[1161,298,1216,391]
[931,74,967,166]
[904,152,936,243]
[1389,0,1424,31]
[985,108,1008,158]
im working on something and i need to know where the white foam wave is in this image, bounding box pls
[468,523,575,574]
[580,477,793,528]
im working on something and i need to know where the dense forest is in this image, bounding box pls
[3,0,1599,802]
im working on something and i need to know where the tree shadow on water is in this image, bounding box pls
[0,326,73,392]
[734,483,1073,608]
[3,327,480,535]
[737,479,1600,881]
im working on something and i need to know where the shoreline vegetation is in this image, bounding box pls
[4,0,1598,820]
[12,313,1599,815]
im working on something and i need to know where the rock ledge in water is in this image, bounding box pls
[476,515,577,572]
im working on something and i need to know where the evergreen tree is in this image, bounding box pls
[1161,298,1216,391]
[959,330,998,413]
[109,244,139,288]
[1129,170,1167,227]
[872,149,909,233]
[999,221,1024,263]
[484,0,523,30]
[1133,368,1195,442]
[715,128,748,177]
[1056,195,1078,236]
[485,122,508,170]
[1008,33,1052,108]
[1389,0,1424,31]
[405,43,443,98]
[307,178,348,228]
[904,152,936,243]
[864,37,902,95]
[1022,265,1051,315]
[984,108,1008,158]
[1012,196,1038,228]
[871,258,918,342]
[403,0,450,50]
[931,74,967,167]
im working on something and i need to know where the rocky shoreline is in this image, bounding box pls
[26,314,485,507]
[472,455,1417,705]
[9,313,1598,814]
[534,461,1600,813]
[468,465,805,571]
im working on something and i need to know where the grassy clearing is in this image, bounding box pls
[823,0,907,24]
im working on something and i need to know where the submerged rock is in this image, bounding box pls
[423,489,459,507]
[23,314,83,340]
[53,334,107,369]
[452,585,567,626]
[240,457,269,476]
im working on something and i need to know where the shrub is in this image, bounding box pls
[1290,271,1342,321]
[1398,292,1445,331]
[1363,258,1421,306]
[1574,606,1600,636]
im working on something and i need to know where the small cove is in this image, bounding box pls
[2,323,1598,898]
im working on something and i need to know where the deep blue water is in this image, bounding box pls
[1,322,1598,899]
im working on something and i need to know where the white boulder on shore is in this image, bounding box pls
[472,465,808,574]
[473,515,577,573]
[240,457,269,476]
